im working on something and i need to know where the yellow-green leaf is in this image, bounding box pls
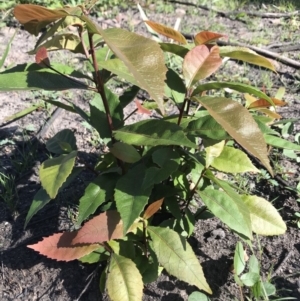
[205,140,225,168]
[148,226,212,294]
[211,146,260,173]
[242,195,287,235]
[107,254,143,301]
[219,46,276,72]
[39,150,77,199]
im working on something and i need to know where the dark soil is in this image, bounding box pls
[1,2,300,301]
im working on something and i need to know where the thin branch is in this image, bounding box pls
[216,40,300,69]
[167,1,299,18]
[272,249,293,277]
[177,98,188,126]
[75,263,101,301]
[88,33,115,141]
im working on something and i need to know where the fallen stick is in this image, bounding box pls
[183,32,300,69]
[216,40,300,69]
[167,1,299,18]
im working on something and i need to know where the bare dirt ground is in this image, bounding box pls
[0,2,300,300]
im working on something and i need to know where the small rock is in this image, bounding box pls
[211,228,226,239]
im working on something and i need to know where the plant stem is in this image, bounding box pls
[185,167,206,210]
[142,219,149,258]
[88,33,115,142]
[177,98,188,126]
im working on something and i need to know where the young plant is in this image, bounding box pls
[0,2,295,300]
[233,241,297,301]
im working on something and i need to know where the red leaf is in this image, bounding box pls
[143,198,164,219]
[145,20,187,44]
[28,232,100,261]
[14,4,68,35]
[248,98,287,109]
[35,47,50,66]
[194,31,228,45]
[183,45,222,87]
[71,211,124,245]
[135,99,151,115]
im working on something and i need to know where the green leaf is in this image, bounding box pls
[211,146,259,173]
[0,70,88,91]
[79,246,109,264]
[115,164,152,234]
[24,188,51,229]
[97,58,139,86]
[99,28,167,114]
[249,255,260,274]
[193,96,273,175]
[192,82,274,105]
[119,85,140,108]
[185,115,230,140]
[234,242,246,275]
[46,129,77,154]
[76,173,118,226]
[42,98,76,113]
[262,282,276,296]
[110,142,141,163]
[107,254,143,301]
[114,119,197,148]
[134,253,160,284]
[90,87,123,141]
[188,291,211,301]
[241,195,287,235]
[254,116,278,136]
[219,46,276,72]
[148,226,212,294]
[159,42,189,57]
[240,272,260,287]
[25,167,82,229]
[264,134,300,151]
[0,29,16,69]
[164,68,186,105]
[29,33,84,54]
[39,150,77,199]
[4,103,43,122]
[143,148,180,189]
[200,172,252,239]
[198,188,252,239]
[183,45,222,87]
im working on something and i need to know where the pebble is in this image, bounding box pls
[210,228,226,239]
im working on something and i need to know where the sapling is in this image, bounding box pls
[0,2,296,300]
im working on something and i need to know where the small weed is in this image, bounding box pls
[0,172,18,211]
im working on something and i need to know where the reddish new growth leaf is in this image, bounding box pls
[248,98,287,109]
[143,198,164,220]
[135,99,151,115]
[71,211,124,245]
[183,45,222,87]
[35,47,50,67]
[28,232,100,261]
[145,20,187,44]
[194,31,228,45]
